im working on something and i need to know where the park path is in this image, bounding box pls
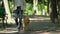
[0,16,60,34]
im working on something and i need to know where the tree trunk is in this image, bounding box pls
[50,0,59,24]
[3,0,11,23]
[33,0,38,15]
[12,0,17,10]
[46,0,49,16]
[42,0,45,15]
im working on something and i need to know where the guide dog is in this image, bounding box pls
[23,15,30,30]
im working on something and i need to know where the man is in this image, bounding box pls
[14,6,23,31]
[13,0,26,32]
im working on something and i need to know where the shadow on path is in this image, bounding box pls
[0,16,60,34]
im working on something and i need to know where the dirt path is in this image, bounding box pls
[0,16,60,34]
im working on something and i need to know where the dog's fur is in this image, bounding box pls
[23,16,30,30]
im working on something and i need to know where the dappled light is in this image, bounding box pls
[0,0,60,34]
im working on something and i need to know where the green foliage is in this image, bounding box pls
[26,0,33,4]
[8,1,14,14]
[0,8,5,16]
[38,0,43,3]
[24,3,34,15]
[8,0,48,15]
[8,0,12,1]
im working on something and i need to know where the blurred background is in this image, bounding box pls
[0,0,60,34]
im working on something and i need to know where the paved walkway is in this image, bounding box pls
[0,16,60,34]
[0,30,60,34]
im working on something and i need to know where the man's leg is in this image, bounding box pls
[14,13,18,26]
[17,17,22,32]
[15,18,18,26]
[18,10,23,29]
[20,10,23,28]
[18,18,22,29]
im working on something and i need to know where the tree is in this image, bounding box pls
[3,0,11,23]
[47,0,49,16]
[33,0,38,15]
[50,0,59,24]
[12,0,17,10]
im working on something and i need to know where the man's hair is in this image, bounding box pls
[17,6,21,9]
